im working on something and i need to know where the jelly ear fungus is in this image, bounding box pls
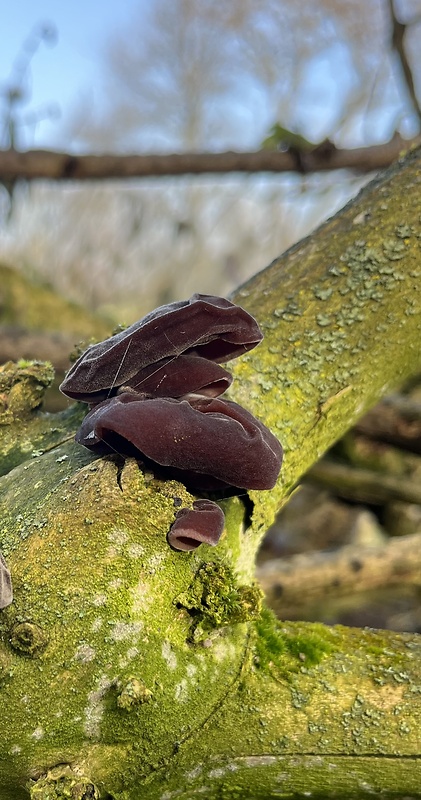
[60,294,283,552]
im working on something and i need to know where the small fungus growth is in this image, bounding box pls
[167,500,225,551]
[60,294,283,551]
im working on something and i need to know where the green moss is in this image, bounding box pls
[0,646,11,681]
[0,360,54,423]
[254,607,286,668]
[176,561,262,642]
[0,402,86,477]
[117,677,153,710]
[67,338,101,364]
[0,263,109,337]
[29,765,100,799]
[254,607,335,676]
[0,453,258,795]
[285,630,334,666]
[9,621,49,657]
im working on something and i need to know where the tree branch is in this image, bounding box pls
[1,146,421,799]
[0,136,417,181]
[229,143,421,544]
[355,393,421,453]
[257,531,421,611]
[307,457,421,505]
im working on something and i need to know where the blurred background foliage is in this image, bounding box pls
[1,0,421,633]
[0,0,420,320]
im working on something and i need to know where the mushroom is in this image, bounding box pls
[167,500,225,551]
[60,294,283,551]
[75,393,282,491]
[121,354,233,399]
[59,294,262,403]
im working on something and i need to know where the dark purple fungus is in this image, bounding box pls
[124,354,232,399]
[167,500,225,551]
[61,294,283,551]
[0,552,13,609]
[76,393,283,491]
[59,294,262,403]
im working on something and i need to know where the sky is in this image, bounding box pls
[0,1,362,153]
[0,0,143,148]
[0,1,418,154]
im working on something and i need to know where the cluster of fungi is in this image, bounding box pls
[0,295,282,607]
[60,295,283,551]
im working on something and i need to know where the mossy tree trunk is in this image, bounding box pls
[1,147,421,800]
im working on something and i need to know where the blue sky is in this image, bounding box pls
[0,0,142,147]
[0,1,415,153]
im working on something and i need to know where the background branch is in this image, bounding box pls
[257,531,421,608]
[307,457,421,505]
[355,393,421,453]
[0,136,416,181]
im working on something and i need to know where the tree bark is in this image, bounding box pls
[1,146,421,799]
[0,136,417,181]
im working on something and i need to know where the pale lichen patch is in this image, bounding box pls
[186,765,203,781]
[107,528,129,548]
[130,580,153,614]
[174,661,200,702]
[109,621,143,642]
[162,640,177,670]
[30,727,44,741]
[83,674,114,739]
[146,552,167,574]
[118,647,139,669]
[127,543,145,558]
[211,639,237,664]
[74,644,96,663]
[208,767,228,779]
[92,594,107,607]
[108,578,123,591]
[174,678,188,702]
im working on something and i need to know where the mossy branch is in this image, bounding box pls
[230,143,421,545]
[1,145,421,799]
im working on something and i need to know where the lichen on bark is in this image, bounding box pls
[230,143,421,544]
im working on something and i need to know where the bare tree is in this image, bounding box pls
[67,0,421,152]
[0,22,58,218]
[2,0,421,318]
